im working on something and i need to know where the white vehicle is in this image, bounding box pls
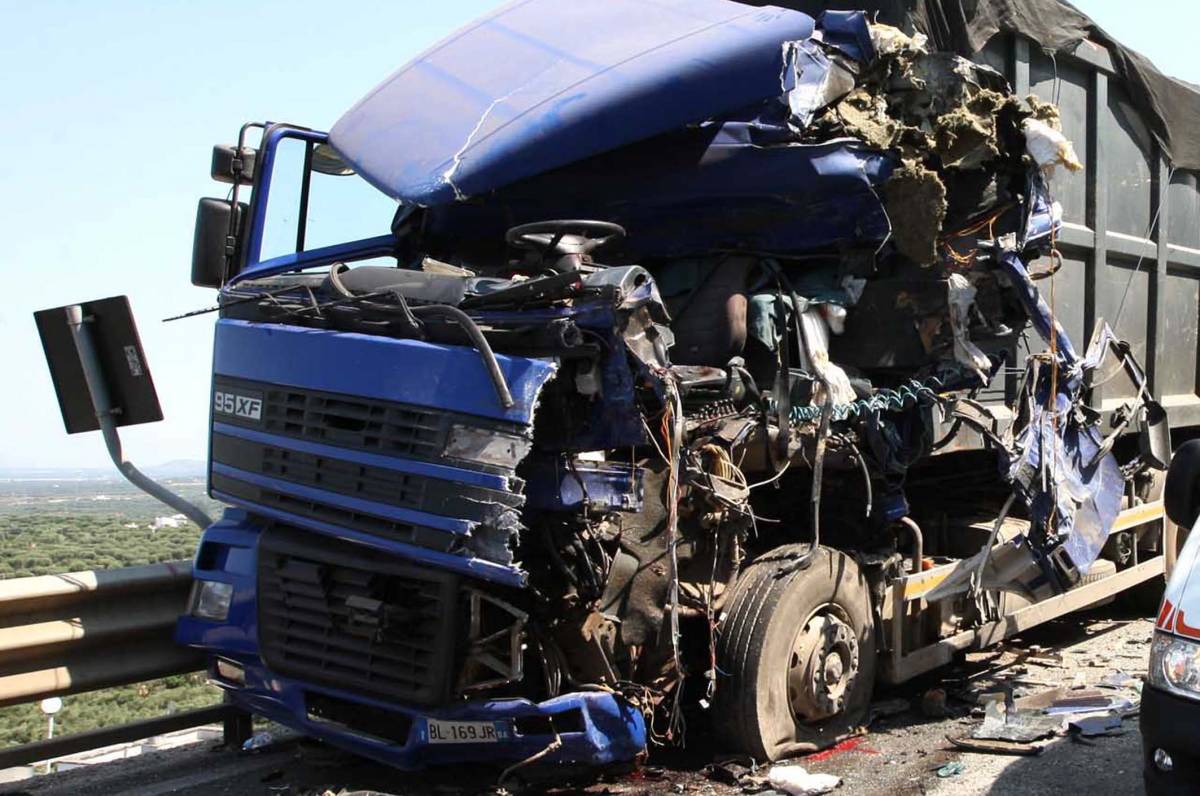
[1144,439,1200,793]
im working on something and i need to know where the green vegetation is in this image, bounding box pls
[0,674,219,747]
[0,477,228,747]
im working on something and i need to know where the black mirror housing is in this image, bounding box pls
[192,198,245,288]
[211,145,257,184]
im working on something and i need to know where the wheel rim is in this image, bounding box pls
[787,605,860,722]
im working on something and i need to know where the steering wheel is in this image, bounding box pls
[505,219,626,272]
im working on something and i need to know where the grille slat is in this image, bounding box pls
[267,391,445,460]
[257,526,460,706]
[213,376,525,476]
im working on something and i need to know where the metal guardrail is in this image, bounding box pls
[0,561,251,768]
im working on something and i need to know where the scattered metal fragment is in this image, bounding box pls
[1068,714,1124,737]
[1044,695,1134,716]
[972,700,1064,743]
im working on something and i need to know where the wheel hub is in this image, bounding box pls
[787,611,859,722]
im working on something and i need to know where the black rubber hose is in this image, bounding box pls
[410,304,515,409]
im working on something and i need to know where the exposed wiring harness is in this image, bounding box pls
[789,377,944,425]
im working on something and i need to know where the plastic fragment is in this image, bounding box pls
[767,764,842,795]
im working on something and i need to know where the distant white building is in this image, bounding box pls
[150,515,187,530]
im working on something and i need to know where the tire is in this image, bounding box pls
[714,544,876,761]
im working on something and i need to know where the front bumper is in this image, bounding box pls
[177,514,647,770]
[1141,682,1200,793]
[208,653,646,770]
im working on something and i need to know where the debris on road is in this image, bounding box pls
[972,700,1064,743]
[242,732,274,753]
[946,734,1044,756]
[921,688,949,718]
[935,760,966,778]
[1068,714,1124,738]
[766,764,841,795]
[868,698,912,723]
[1099,671,1139,690]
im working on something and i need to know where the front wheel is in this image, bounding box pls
[714,545,876,761]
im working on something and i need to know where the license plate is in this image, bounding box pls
[426,719,511,744]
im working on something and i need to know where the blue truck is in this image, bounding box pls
[158,0,1196,773]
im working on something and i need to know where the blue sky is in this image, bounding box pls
[1,0,1196,469]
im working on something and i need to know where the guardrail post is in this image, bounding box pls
[222,695,253,749]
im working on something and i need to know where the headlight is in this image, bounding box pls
[189,580,234,621]
[1148,632,1200,700]
[445,424,531,468]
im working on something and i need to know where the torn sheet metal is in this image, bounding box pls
[973,700,1064,743]
[999,249,1125,583]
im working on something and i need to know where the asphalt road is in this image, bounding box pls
[0,603,1156,796]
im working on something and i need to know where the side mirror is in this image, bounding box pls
[191,198,245,288]
[210,145,257,184]
[1165,440,1200,528]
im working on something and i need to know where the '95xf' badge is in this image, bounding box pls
[213,390,262,422]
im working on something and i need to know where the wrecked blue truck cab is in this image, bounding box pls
[178,0,1175,770]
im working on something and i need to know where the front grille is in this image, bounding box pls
[257,526,461,706]
[210,433,521,528]
[212,470,458,553]
[262,388,444,460]
[213,376,524,474]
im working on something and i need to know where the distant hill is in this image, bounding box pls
[143,459,207,479]
[0,459,206,481]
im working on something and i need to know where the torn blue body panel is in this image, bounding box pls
[1006,401,1124,579]
[1000,250,1124,580]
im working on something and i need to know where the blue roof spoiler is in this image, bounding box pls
[329,0,821,205]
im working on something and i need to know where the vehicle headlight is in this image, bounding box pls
[445,424,531,468]
[189,580,234,621]
[1149,632,1200,700]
